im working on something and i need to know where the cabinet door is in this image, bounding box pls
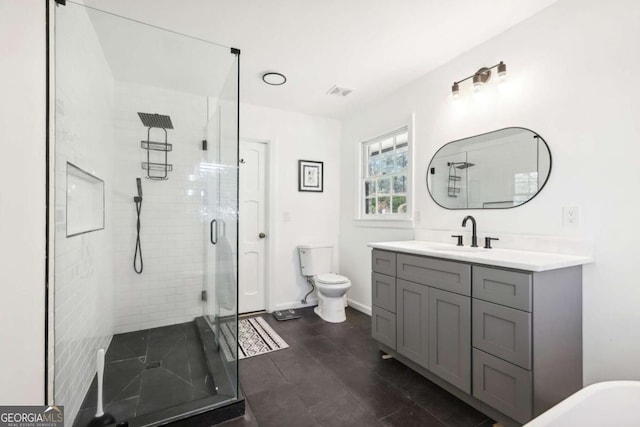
[396,279,429,368]
[428,288,471,393]
[372,306,396,349]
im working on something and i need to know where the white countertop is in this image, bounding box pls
[368,240,593,272]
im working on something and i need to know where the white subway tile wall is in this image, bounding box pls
[54,5,115,424]
[111,81,208,334]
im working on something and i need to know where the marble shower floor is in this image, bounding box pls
[74,320,218,427]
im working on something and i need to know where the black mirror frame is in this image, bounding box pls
[426,126,552,210]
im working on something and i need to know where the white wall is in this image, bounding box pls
[53,4,115,423]
[241,103,342,311]
[0,0,46,405]
[339,0,640,384]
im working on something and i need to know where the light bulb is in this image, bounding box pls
[451,82,460,99]
[497,62,507,81]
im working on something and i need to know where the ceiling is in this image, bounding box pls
[82,0,558,119]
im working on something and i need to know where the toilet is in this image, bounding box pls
[298,243,351,323]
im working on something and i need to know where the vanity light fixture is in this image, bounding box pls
[451,61,507,97]
[262,72,287,86]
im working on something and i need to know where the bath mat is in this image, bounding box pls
[238,317,289,359]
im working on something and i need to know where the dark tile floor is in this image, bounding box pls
[221,307,494,427]
[74,321,218,427]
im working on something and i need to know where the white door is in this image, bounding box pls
[239,140,267,313]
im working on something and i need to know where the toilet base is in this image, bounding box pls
[314,297,346,323]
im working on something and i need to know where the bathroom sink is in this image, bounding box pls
[394,241,489,253]
[430,245,488,253]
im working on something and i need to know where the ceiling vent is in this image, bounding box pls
[326,85,353,97]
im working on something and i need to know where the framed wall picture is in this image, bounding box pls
[298,160,323,192]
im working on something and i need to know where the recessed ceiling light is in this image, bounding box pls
[262,72,287,86]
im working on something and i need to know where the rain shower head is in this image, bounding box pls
[448,161,475,170]
[456,162,475,169]
[137,112,174,129]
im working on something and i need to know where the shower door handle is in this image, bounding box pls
[210,219,218,245]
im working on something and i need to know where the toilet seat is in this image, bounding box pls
[315,273,349,285]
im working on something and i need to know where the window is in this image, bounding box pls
[513,171,539,204]
[361,127,410,218]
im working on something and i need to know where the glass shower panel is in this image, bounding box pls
[202,56,239,397]
[53,2,240,426]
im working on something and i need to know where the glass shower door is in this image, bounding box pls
[202,55,239,397]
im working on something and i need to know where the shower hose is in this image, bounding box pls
[133,198,143,274]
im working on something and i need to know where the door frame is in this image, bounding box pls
[239,137,275,313]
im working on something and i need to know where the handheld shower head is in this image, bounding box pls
[134,178,143,203]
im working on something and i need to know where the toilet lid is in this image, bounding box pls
[316,274,349,284]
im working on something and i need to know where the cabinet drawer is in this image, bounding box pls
[428,288,471,393]
[473,349,532,424]
[473,299,532,370]
[372,273,396,313]
[473,266,532,312]
[372,250,397,276]
[397,254,471,296]
[372,306,396,349]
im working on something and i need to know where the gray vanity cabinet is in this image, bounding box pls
[370,248,583,427]
[396,279,429,367]
[428,288,471,393]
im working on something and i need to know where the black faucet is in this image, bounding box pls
[462,215,478,247]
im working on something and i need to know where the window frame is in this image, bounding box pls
[358,126,412,221]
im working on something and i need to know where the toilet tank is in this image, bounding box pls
[298,243,333,276]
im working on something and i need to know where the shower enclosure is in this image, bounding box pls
[50,2,241,426]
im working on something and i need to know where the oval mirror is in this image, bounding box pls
[427,127,551,209]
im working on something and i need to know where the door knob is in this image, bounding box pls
[259,232,266,239]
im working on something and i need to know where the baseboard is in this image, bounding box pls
[347,298,371,316]
[272,298,318,312]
